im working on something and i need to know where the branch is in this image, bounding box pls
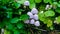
[32,27,47,32]
[30,28,34,34]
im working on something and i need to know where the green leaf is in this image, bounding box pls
[7,11,12,18]
[14,30,20,34]
[19,29,27,34]
[59,1,60,3]
[43,18,49,24]
[13,2,21,9]
[10,18,19,23]
[50,26,54,30]
[29,3,36,9]
[18,9,23,15]
[38,12,46,23]
[44,10,55,17]
[55,16,60,24]
[38,14,45,21]
[55,8,60,13]
[57,3,60,7]
[53,2,58,5]
[29,0,34,3]
[4,29,11,34]
[17,0,27,4]
[43,0,49,3]
[6,8,13,18]
[0,23,5,28]
[17,23,24,29]
[39,5,45,11]
[20,14,29,21]
[47,20,52,27]
[6,24,14,30]
[35,0,42,3]
[1,0,9,4]
[43,0,52,4]
[28,32,31,34]
[49,0,53,4]
[2,6,7,9]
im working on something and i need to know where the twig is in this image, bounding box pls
[30,28,34,34]
[28,24,34,34]
[32,27,47,32]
